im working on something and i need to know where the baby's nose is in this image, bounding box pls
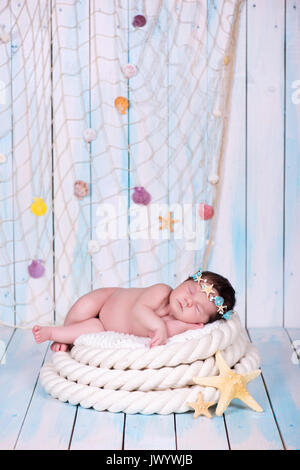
[183,297,193,307]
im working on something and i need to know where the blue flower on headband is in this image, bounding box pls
[222,310,233,320]
[192,269,203,283]
[214,296,224,307]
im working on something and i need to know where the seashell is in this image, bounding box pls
[122,63,137,79]
[198,203,214,220]
[74,180,89,199]
[0,152,6,164]
[31,197,47,216]
[132,14,147,28]
[83,128,97,143]
[114,96,129,115]
[132,186,151,205]
[88,240,100,255]
[28,259,45,279]
[208,174,219,185]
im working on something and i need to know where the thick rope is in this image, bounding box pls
[40,313,260,414]
[40,343,259,414]
[71,313,241,370]
[51,332,247,391]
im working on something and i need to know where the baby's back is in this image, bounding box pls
[99,285,170,336]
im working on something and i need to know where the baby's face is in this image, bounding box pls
[169,279,219,324]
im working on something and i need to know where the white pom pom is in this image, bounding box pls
[208,174,219,185]
[83,128,97,143]
[122,63,137,78]
[88,240,100,254]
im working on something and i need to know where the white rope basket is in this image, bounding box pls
[40,313,261,414]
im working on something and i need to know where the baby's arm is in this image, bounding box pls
[164,317,204,338]
[132,303,168,348]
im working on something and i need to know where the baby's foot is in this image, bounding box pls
[51,342,69,352]
[32,325,52,344]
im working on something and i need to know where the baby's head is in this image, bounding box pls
[169,270,236,326]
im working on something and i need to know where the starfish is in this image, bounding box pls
[187,392,216,419]
[159,212,179,233]
[192,271,204,284]
[216,304,227,315]
[200,282,215,297]
[193,350,263,416]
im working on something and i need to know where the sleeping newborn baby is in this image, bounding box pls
[32,269,235,350]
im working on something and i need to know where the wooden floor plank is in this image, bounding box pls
[0,329,48,450]
[2,328,299,449]
[223,329,284,450]
[70,409,124,450]
[176,409,229,450]
[124,414,176,450]
[224,374,284,450]
[15,346,77,450]
[248,328,300,450]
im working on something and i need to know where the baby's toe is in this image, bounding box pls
[32,325,40,336]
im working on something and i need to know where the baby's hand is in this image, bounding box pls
[149,327,168,348]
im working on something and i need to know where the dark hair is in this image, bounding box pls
[185,270,236,323]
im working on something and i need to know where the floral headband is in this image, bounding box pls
[191,269,233,320]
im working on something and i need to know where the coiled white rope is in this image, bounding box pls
[40,314,260,414]
[51,333,248,391]
[71,312,241,369]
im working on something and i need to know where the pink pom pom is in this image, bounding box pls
[28,260,45,279]
[132,15,146,27]
[198,203,214,220]
[132,186,151,205]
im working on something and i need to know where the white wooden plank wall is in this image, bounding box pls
[0,0,299,328]
[0,2,13,325]
[52,0,91,323]
[10,1,53,326]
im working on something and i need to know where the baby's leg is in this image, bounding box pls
[63,293,101,326]
[51,291,103,351]
[32,318,104,346]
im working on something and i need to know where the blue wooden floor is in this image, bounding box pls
[0,326,299,450]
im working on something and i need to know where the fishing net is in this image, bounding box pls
[0,0,244,327]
